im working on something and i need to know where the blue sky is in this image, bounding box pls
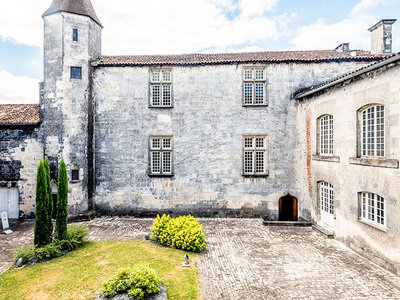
[0,0,399,103]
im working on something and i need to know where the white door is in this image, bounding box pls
[0,188,19,219]
[320,182,334,228]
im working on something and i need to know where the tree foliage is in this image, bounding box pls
[34,161,51,247]
[55,159,68,241]
[43,158,53,235]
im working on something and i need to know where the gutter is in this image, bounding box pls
[295,53,400,100]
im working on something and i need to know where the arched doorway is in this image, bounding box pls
[279,194,298,221]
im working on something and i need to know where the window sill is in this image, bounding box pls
[359,219,387,232]
[242,172,269,178]
[148,106,173,109]
[242,104,268,107]
[349,157,399,169]
[148,174,174,178]
[70,180,80,184]
[312,155,340,163]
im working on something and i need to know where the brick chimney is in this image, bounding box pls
[368,19,396,54]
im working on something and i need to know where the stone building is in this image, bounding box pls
[0,0,398,273]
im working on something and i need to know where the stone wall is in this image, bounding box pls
[42,12,101,215]
[0,126,43,218]
[93,61,369,218]
[297,62,400,275]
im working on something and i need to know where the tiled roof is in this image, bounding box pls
[295,53,400,99]
[96,50,388,66]
[0,104,40,126]
[42,0,102,27]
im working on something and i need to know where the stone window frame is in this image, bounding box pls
[148,136,174,177]
[350,103,398,168]
[73,28,79,42]
[358,104,385,158]
[317,114,334,156]
[149,69,173,108]
[70,66,82,79]
[242,66,268,107]
[358,191,386,231]
[242,135,269,177]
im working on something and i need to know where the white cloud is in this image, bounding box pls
[0,0,285,54]
[0,71,39,104]
[288,0,399,51]
[0,0,48,46]
[350,0,389,17]
[288,17,374,50]
[238,0,279,17]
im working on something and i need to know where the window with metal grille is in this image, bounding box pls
[361,105,384,157]
[150,137,172,175]
[243,136,267,175]
[73,28,78,42]
[243,68,266,105]
[70,67,82,79]
[150,70,172,107]
[71,169,79,181]
[360,192,385,229]
[318,115,333,155]
[320,182,334,214]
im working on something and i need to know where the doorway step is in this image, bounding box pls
[263,220,312,227]
[312,224,334,238]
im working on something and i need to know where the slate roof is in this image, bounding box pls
[295,53,400,99]
[42,0,102,27]
[96,50,388,67]
[0,104,40,126]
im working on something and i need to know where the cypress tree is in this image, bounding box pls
[55,159,68,241]
[34,161,50,247]
[43,158,53,238]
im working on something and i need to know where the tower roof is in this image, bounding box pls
[42,0,102,27]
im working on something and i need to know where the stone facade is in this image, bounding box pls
[0,126,43,218]
[296,59,400,275]
[93,62,370,218]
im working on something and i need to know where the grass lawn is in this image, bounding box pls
[0,240,200,300]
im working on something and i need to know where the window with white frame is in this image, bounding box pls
[150,137,172,175]
[360,192,385,228]
[318,115,333,155]
[150,70,172,107]
[243,136,267,175]
[243,68,266,105]
[320,182,334,214]
[361,105,384,157]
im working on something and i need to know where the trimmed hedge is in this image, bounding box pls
[102,265,161,299]
[151,214,205,252]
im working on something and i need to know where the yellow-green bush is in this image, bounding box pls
[151,214,205,252]
[102,264,160,299]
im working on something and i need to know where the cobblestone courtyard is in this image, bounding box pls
[1,218,400,299]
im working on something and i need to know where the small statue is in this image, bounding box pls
[182,254,190,267]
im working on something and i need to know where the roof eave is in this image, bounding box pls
[295,54,400,100]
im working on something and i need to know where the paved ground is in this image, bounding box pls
[1,217,400,300]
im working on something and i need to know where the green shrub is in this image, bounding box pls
[13,245,35,265]
[67,224,88,249]
[102,264,161,299]
[34,243,62,261]
[151,214,205,252]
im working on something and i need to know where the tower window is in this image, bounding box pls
[71,169,79,181]
[71,67,82,79]
[73,29,78,42]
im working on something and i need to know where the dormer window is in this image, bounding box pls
[73,29,78,42]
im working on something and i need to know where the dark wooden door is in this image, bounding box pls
[279,195,298,221]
